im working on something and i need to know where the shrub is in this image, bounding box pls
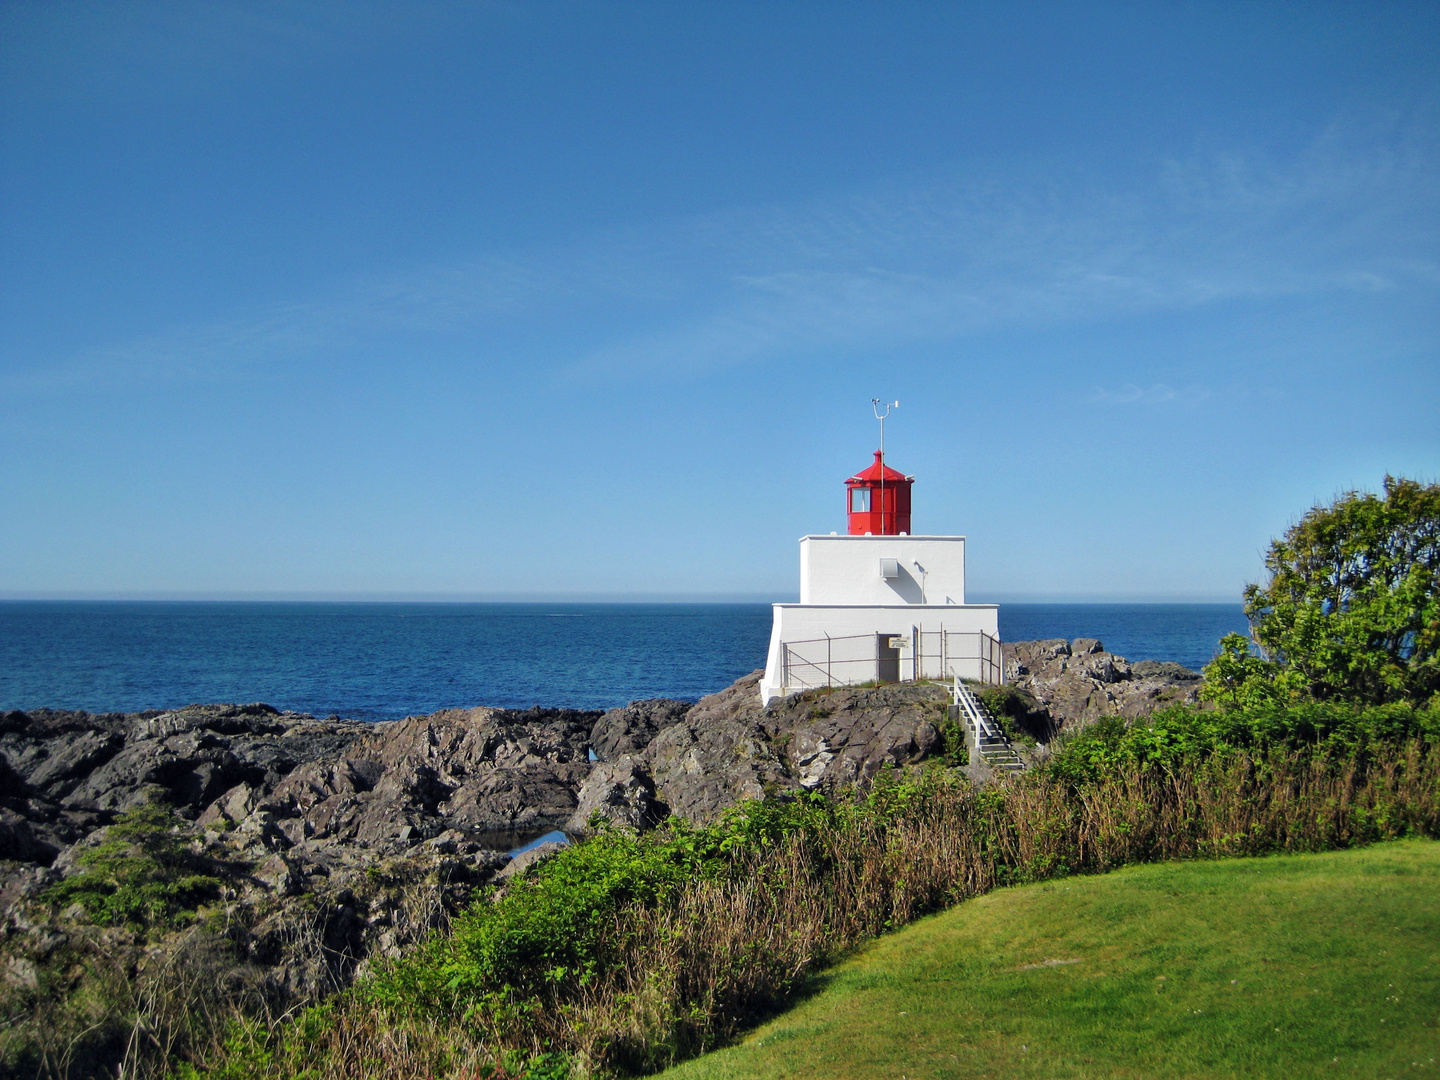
[366,793,843,1020]
[42,802,223,934]
[977,684,1048,745]
[1041,699,1440,784]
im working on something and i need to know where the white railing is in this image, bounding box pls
[952,677,1002,742]
[779,628,1003,695]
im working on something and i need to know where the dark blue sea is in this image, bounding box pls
[0,602,1246,722]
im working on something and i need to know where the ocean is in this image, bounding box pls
[0,601,1247,722]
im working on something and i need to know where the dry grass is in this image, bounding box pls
[0,856,467,1080]
[183,738,1439,1080]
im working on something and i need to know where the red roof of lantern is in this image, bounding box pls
[847,450,909,485]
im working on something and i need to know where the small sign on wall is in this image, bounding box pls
[887,636,910,651]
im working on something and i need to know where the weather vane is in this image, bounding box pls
[872,398,899,532]
[871,398,899,463]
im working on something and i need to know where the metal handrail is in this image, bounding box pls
[952,677,1002,742]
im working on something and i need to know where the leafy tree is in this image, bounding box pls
[43,802,223,933]
[1200,633,1305,709]
[1204,476,1440,707]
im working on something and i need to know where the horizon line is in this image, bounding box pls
[0,591,1242,605]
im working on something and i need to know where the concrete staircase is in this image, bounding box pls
[951,679,1026,773]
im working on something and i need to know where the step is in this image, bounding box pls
[980,749,1026,769]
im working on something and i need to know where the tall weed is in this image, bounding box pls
[179,704,1440,1080]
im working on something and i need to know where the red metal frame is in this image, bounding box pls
[845,450,913,535]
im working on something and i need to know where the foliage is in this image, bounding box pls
[935,707,970,765]
[42,802,223,934]
[1199,632,1304,709]
[1205,476,1440,707]
[1041,699,1440,785]
[1,921,272,1080]
[179,721,1440,1078]
[365,791,845,1017]
[977,684,1044,745]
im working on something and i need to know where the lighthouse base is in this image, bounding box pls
[759,603,1001,705]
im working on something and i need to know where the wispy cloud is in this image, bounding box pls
[561,114,1439,380]
[1087,383,1212,407]
[4,109,1435,398]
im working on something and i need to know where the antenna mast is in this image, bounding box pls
[871,398,899,533]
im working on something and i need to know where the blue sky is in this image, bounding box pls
[2,1,1436,602]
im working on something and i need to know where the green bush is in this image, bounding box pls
[935,708,970,765]
[43,802,223,934]
[1041,699,1440,784]
[366,792,846,1017]
[977,684,1046,745]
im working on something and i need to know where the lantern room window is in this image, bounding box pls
[850,488,871,513]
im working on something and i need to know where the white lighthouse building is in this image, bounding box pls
[758,449,1002,705]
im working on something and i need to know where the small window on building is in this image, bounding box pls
[850,488,871,513]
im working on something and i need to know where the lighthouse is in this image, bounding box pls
[758,443,1002,704]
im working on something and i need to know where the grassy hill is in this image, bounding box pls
[658,840,1440,1080]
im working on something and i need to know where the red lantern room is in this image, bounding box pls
[845,451,913,535]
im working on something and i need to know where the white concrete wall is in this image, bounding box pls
[759,602,999,704]
[799,535,967,606]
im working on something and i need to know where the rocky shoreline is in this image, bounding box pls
[0,638,1200,1011]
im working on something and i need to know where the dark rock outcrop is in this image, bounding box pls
[260,705,598,851]
[1003,638,1202,732]
[590,698,692,762]
[643,671,954,822]
[645,673,791,821]
[565,757,666,835]
[0,700,610,1026]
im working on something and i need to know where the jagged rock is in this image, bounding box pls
[0,808,58,864]
[21,729,125,798]
[1131,660,1202,682]
[764,681,951,790]
[645,674,952,821]
[590,699,692,762]
[647,674,791,823]
[0,701,577,1064]
[564,757,664,835]
[497,840,567,879]
[1003,638,1203,732]
[0,710,31,735]
[254,853,303,895]
[256,706,598,851]
[441,767,582,846]
[197,782,260,829]
[61,730,242,815]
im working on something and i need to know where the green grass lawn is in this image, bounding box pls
[657,840,1440,1080]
